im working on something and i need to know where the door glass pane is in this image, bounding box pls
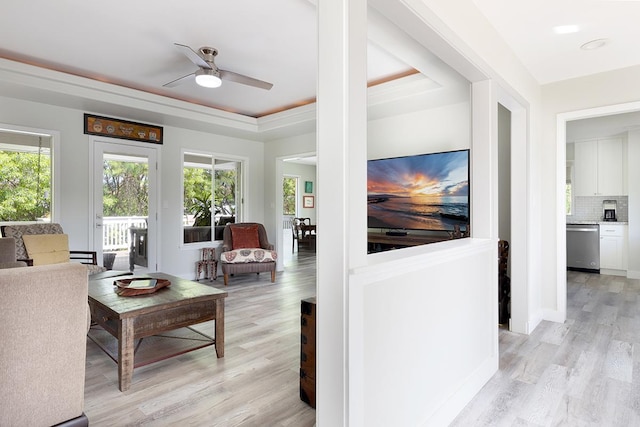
[214,159,238,227]
[102,153,149,272]
[183,153,213,243]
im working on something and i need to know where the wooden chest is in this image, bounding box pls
[300,296,316,408]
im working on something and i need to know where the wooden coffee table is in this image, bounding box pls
[87,272,227,391]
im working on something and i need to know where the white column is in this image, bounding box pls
[317,0,368,425]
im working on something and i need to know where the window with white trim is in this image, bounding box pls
[0,130,52,222]
[183,152,243,244]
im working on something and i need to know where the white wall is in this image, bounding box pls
[0,96,95,249]
[541,64,640,314]
[0,94,265,279]
[325,0,517,421]
[263,132,316,271]
[411,0,544,335]
[368,101,470,159]
[350,239,495,426]
[159,126,265,278]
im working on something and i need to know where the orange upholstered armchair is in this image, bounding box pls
[219,223,277,286]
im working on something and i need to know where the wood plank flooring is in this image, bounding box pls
[451,271,640,426]
[84,247,317,426]
[88,253,640,425]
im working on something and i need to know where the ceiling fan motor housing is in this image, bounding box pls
[199,47,218,63]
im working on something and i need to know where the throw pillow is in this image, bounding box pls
[221,249,277,263]
[22,234,70,266]
[231,225,260,249]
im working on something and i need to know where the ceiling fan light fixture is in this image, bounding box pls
[195,69,222,88]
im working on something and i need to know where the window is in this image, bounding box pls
[0,130,53,222]
[283,176,297,216]
[183,152,243,244]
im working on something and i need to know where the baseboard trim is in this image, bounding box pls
[542,309,566,324]
[423,355,498,426]
[600,268,627,277]
[626,270,640,279]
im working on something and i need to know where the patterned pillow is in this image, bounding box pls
[221,249,277,264]
[2,223,64,260]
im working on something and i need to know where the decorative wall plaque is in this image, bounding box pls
[84,114,163,144]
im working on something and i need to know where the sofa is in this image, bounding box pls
[0,237,27,269]
[0,263,89,426]
[1,223,106,274]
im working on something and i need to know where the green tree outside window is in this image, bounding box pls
[283,177,297,215]
[0,151,51,221]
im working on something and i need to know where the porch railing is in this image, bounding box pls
[103,216,147,251]
[283,215,294,230]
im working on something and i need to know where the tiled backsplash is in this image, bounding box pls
[570,195,628,222]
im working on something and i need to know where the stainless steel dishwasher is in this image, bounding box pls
[566,224,600,272]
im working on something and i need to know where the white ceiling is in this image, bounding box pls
[2,0,639,122]
[567,111,640,141]
[0,0,418,119]
[473,0,640,84]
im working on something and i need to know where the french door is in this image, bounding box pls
[91,138,158,272]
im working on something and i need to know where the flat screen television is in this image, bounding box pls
[367,149,470,234]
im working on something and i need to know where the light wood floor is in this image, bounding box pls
[451,271,640,426]
[84,246,317,426]
[87,256,640,426]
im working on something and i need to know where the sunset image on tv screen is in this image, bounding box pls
[367,149,469,231]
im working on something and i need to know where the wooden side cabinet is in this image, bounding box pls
[300,297,316,408]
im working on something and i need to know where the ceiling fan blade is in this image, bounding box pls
[163,71,195,88]
[174,43,212,70]
[220,69,273,90]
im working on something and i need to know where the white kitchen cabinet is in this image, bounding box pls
[574,140,598,196]
[574,137,626,196]
[600,223,628,273]
[598,138,625,195]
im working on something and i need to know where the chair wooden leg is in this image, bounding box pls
[223,273,229,286]
[271,270,276,283]
[196,262,203,281]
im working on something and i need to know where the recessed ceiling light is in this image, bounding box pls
[554,25,580,34]
[580,38,609,50]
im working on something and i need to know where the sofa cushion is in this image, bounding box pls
[22,234,70,266]
[230,225,260,249]
[221,248,277,264]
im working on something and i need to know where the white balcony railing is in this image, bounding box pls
[103,216,147,251]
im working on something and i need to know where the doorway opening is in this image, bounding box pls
[556,101,640,322]
[498,103,512,328]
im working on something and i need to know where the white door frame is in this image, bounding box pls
[497,86,530,334]
[556,100,640,321]
[89,136,159,270]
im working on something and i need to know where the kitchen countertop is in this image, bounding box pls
[567,220,628,225]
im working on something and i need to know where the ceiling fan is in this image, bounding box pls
[163,43,273,90]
